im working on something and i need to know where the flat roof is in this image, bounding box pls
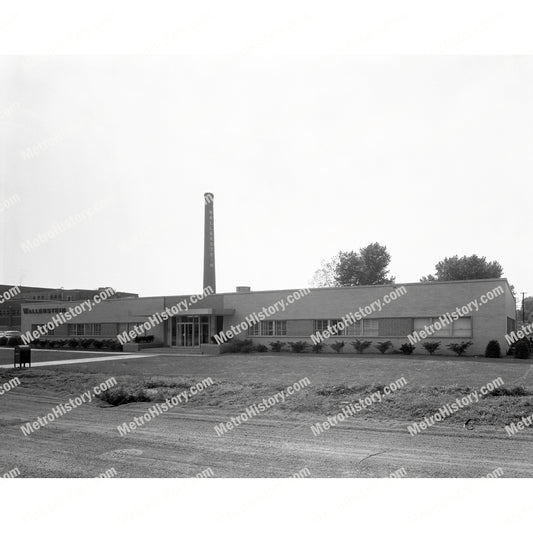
[18,278,513,308]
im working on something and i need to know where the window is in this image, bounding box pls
[314,319,343,336]
[249,322,261,336]
[68,324,102,336]
[413,317,471,337]
[262,321,274,336]
[85,324,102,336]
[345,320,363,336]
[363,319,379,336]
[249,321,287,336]
[274,320,286,335]
[68,324,85,336]
[314,320,329,333]
[453,318,472,337]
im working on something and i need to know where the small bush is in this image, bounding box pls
[98,386,151,406]
[219,339,253,354]
[134,335,155,344]
[514,339,531,359]
[68,338,79,349]
[311,343,324,353]
[422,341,440,355]
[351,340,372,354]
[447,341,473,356]
[486,385,529,397]
[288,341,309,353]
[255,344,268,352]
[93,340,104,349]
[80,338,93,349]
[376,341,393,354]
[485,340,501,358]
[269,341,286,352]
[0,337,7,346]
[330,341,345,354]
[399,343,416,354]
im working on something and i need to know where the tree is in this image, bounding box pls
[421,255,503,282]
[310,243,395,287]
[309,255,340,288]
[518,296,533,322]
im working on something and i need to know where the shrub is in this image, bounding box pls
[486,385,529,397]
[134,335,155,344]
[219,339,256,354]
[485,340,501,358]
[80,339,93,349]
[421,341,440,355]
[351,340,372,354]
[98,386,151,406]
[269,341,286,352]
[68,338,79,349]
[311,343,324,353]
[288,341,309,353]
[447,341,473,356]
[255,344,268,352]
[514,339,531,359]
[376,341,393,354]
[0,337,7,346]
[93,340,104,349]
[330,341,345,354]
[399,343,415,354]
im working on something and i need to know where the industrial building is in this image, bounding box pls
[18,193,517,355]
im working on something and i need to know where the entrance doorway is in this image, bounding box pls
[171,316,210,347]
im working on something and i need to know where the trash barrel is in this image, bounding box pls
[14,345,31,369]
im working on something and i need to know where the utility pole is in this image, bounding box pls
[521,292,527,323]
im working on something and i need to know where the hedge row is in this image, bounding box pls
[218,338,526,358]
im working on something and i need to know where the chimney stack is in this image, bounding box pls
[203,193,216,292]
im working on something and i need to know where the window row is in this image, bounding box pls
[68,323,102,336]
[314,319,380,337]
[249,320,287,336]
[413,317,471,338]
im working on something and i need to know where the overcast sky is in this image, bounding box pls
[0,55,531,297]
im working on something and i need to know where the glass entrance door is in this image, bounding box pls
[172,316,211,347]
[177,322,196,347]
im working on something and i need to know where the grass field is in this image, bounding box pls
[1,352,532,428]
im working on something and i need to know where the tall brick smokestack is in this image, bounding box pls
[203,192,216,292]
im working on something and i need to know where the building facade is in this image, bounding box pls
[1,285,138,331]
[20,278,516,355]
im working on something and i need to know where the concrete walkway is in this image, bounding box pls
[0,353,164,368]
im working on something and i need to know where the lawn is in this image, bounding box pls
[10,351,531,387]
[1,352,532,428]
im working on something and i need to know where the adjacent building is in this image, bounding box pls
[1,285,138,331]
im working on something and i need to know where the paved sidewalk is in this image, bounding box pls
[0,353,164,368]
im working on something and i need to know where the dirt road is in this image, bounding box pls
[1,388,531,478]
